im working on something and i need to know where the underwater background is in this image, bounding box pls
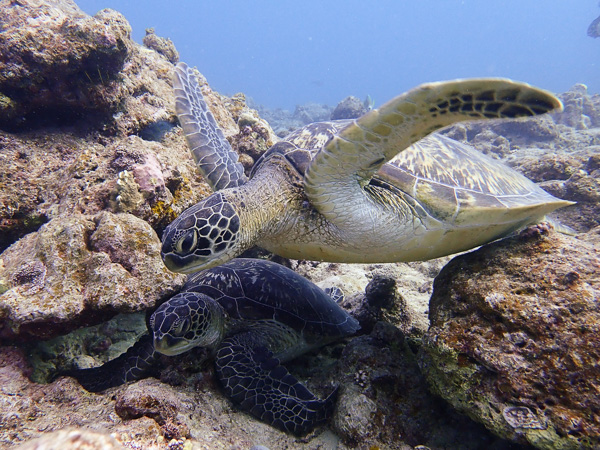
[75,0,598,110]
[0,0,599,449]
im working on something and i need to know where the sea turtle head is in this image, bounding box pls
[150,291,225,356]
[161,192,244,273]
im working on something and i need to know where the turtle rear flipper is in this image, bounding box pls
[63,334,157,392]
[215,333,336,435]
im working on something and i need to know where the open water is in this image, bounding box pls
[76,0,599,110]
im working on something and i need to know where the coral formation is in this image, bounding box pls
[143,28,179,64]
[0,0,132,130]
[420,228,600,448]
[330,95,368,120]
[0,212,184,342]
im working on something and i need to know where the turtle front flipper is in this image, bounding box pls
[215,333,337,435]
[173,62,247,191]
[64,334,157,392]
[304,79,563,227]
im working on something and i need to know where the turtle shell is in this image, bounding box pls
[252,120,563,224]
[183,258,359,343]
[375,133,562,224]
[250,121,350,179]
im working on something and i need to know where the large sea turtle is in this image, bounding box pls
[161,62,571,274]
[66,258,360,435]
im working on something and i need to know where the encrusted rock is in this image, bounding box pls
[554,84,600,129]
[331,322,509,449]
[330,96,368,120]
[339,274,407,334]
[143,28,179,64]
[510,152,583,183]
[228,110,277,176]
[0,345,345,449]
[365,274,398,310]
[0,131,212,251]
[419,228,600,449]
[115,379,190,440]
[0,0,131,130]
[16,428,125,450]
[0,212,185,342]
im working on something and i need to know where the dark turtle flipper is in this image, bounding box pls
[64,334,157,392]
[215,332,337,435]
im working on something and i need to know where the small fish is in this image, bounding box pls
[587,15,600,38]
[363,94,375,111]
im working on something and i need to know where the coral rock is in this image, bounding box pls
[15,428,125,450]
[115,379,190,440]
[419,229,600,449]
[332,322,507,449]
[0,212,185,342]
[330,96,367,120]
[143,28,179,64]
[0,0,132,130]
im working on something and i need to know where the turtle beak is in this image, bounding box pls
[161,252,197,274]
[162,253,222,274]
[153,335,193,356]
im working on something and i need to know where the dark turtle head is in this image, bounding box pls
[161,193,244,273]
[149,291,225,356]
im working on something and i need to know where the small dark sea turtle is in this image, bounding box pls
[66,258,359,435]
[161,62,571,274]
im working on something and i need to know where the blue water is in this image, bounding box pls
[77,1,598,110]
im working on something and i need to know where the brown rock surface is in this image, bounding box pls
[0,345,348,449]
[330,322,513,449]
[16,428,125,450]
[0,0,131,130]
[115,379,190,440]
[0,212,184,342]
[142,28,179,64]
[0,131,207,251]
[0,0,274,344]
[419,227,600,449]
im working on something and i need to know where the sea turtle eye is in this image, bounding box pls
[175,229,197,254]
[173,318,190,336]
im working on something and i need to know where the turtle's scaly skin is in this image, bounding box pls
[65,259,359,435]
[161,63,570,274]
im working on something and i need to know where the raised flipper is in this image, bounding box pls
[63,334,156,392]
[173,62,248,191]
[214,332,337,435]
[304,79,563,225]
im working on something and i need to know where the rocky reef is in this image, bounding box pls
[1,0,600,448]
[420,226,600,449]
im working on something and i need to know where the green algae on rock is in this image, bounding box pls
[419,227,600,449]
